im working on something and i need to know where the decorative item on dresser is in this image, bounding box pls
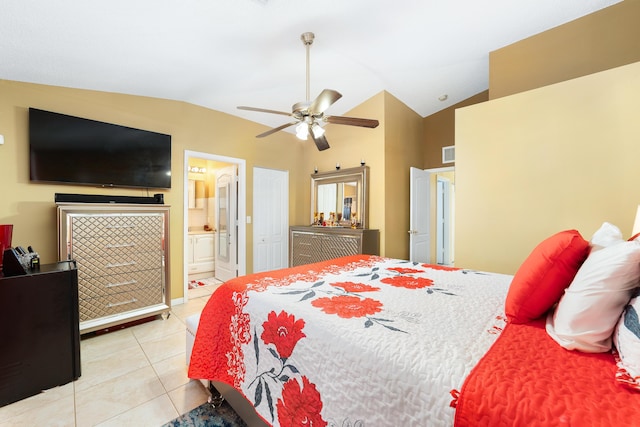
[289,226,379,267]
[57,203,170,334]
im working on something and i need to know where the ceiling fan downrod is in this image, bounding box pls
[301,32,314,103]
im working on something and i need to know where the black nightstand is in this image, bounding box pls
[0,261,80,407]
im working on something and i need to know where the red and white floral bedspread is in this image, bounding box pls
[188,255,511,426]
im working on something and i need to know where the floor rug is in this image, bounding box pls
[188,276,222,289]
[162,400,248,427]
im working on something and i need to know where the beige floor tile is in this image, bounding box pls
[94,394,179,427]
[153,352,191,392]
[75,366,165,427]
[80,328,139,361]
[139,329,186,364]
[188,285,216,299]
[170,297,208,322]
[0,382,74,421]
[130,314,186,344]
[75,343,150,393]
[166,379,209,415]
[0,392,75,427]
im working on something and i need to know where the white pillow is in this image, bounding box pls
[546,237,640,352]
[613,295,640,390]
[590,221,623,251]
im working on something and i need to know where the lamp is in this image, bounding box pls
[632,204,640,237]
[296,122,309,140]
[311,123,325,138]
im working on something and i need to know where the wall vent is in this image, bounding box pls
[442,146,455,164]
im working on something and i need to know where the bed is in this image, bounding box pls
[188,254,510,426]
[188,224,640,426]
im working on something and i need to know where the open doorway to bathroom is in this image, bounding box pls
[183,150,246,302]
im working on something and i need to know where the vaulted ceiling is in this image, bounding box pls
[0,0,620,130]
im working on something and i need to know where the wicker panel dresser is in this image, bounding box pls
[57,203,170,333]
[289,226,379,267]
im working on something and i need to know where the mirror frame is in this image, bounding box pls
[310,166,369,228]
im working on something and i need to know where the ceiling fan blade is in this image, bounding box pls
[325,115,379,128]
[237,106,292,117]
[309,89,342,114]
[256,122,299,138]
[312,133,330,151]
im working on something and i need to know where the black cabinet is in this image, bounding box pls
[0,261,81,407]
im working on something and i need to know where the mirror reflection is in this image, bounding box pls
[311,166,369,228]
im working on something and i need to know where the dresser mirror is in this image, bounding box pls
[310,166,369,228]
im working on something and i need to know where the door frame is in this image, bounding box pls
[436,175,452,265]
[183,150,246,302]
[426,166,454,265]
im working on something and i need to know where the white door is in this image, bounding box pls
[436,176,451,265]
[253,167,289,273]
[409,167,430,263]
[215,165,238,282]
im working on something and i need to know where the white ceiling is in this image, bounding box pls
[0,0,620,132]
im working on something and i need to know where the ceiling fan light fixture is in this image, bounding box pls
[295,122,309,140]
[236,32,378,151]
[311,123,325,138]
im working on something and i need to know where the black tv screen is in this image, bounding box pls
[29,108,172,189]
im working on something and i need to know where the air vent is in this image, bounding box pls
[442,146,455,164]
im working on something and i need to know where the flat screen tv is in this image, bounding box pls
[29,108,172,189]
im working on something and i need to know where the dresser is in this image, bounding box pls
[0,261,80,407]
[57,204,170,333]
[289,226,379,267]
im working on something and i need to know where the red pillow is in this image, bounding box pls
[505,230,590,324]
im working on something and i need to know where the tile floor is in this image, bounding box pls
[0,284,218,427]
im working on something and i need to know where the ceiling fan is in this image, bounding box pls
[237,32,379,151]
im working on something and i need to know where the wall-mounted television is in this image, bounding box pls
[29,108,172,189]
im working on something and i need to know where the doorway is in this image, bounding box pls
[436,175,453,265]
[183,150,246,302]
[409,166,455,265]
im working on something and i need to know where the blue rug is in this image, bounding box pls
[162,400,248,427]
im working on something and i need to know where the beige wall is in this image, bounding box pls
[490,0,640,100]
[289,92,386,250]
[423,91,488,168]
[455,61,640,274]
[383,92,425,259]
[297,91,423,260]
[0,80,304,300]
[1,80,419,299]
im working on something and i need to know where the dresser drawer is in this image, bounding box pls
[320,234,359,258]
[291,232,319,256]
[71,234,163,259]
[69,214,164,239]
[73,250,163,279]
[79,287,164,322]
[78,269,162,300]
